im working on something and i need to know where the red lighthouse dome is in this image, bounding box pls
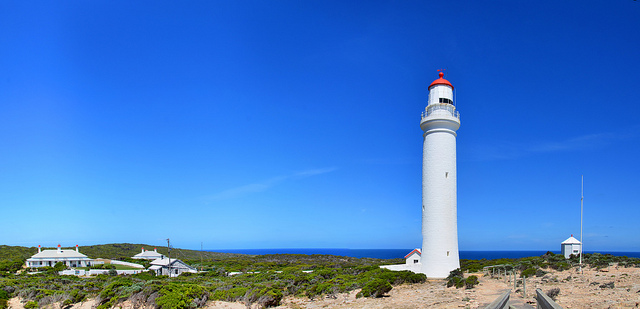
[428,72,454,90]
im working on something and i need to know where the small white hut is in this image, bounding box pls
[405,248,421,265]
[561,235,582,259]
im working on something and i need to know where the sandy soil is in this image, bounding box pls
[8,265,640,309]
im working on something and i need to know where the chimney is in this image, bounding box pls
[76,245,79,252]
[38,245,41,253]
[57,244,61,253]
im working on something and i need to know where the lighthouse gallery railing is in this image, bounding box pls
[421,103,460,120]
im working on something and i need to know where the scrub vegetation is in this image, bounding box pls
[1,245,638,309]
[459,251,640,278]
[0,244,421,308]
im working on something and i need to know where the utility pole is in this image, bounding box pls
[167,238,171,277]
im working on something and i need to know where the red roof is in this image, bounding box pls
[404,248,421,259]
[428,72,454,90]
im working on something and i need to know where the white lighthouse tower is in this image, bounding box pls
[420,71,461,278]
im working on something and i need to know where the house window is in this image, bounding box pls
[573,250,579,253]
[447,251,450,256]
[439,98,453,104]
[413,259,419,264]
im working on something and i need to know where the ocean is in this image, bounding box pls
[208,248,640,260]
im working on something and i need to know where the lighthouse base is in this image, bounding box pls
[379,263,422,273]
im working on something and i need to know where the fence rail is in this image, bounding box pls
[535,288,564,309]
[484,290,510,309]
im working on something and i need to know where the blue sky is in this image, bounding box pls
[1,1,639,252]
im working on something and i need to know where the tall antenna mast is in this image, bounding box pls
[580,175,584,273]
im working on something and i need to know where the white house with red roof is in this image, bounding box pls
[405,248,421,265]
[25,245,93,268]
[380,248,423,273]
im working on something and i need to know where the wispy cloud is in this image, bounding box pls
[468,130,635,161]
[207,167,337,200]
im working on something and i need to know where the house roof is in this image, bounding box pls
[404,248,421,259]
[561,236,582,245]
[133,250,164,259]
[150,257,196,270]
[28,249,90,259]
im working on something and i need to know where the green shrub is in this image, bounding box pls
[25,301,38,309]
[96,278,133,309]
[254,287,283,308]
[446,268,466,289]
[0,299,7,309]
[446,276,464,288]
[535,269,547,277]
[156,283,207,309]
[53,262,67,271]
[356,279,392,298]
[465,276,479,289]
[521,268,536,278]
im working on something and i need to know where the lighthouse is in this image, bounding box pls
[420,71,461,278]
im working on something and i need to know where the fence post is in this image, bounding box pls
[513,271,516,290]
[523,276,526,297]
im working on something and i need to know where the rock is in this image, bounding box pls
[599,282,615,289]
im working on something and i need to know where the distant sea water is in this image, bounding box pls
[208,249,640,260]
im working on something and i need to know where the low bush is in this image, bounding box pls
[446,268,466,289]
[535,269,547,277]
[546,288,560,301]
[356,279,392,298]
[155,283,208,309]
[465,276,478,289]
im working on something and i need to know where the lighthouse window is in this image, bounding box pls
[439,98,453,104]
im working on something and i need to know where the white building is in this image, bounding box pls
[380,248,422,273]
[149,257,197,277]
[405,248,421,265]
[561,235,582,259]
[25,245,93,268]
[420,71,461,278]
[132,247,165,260]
